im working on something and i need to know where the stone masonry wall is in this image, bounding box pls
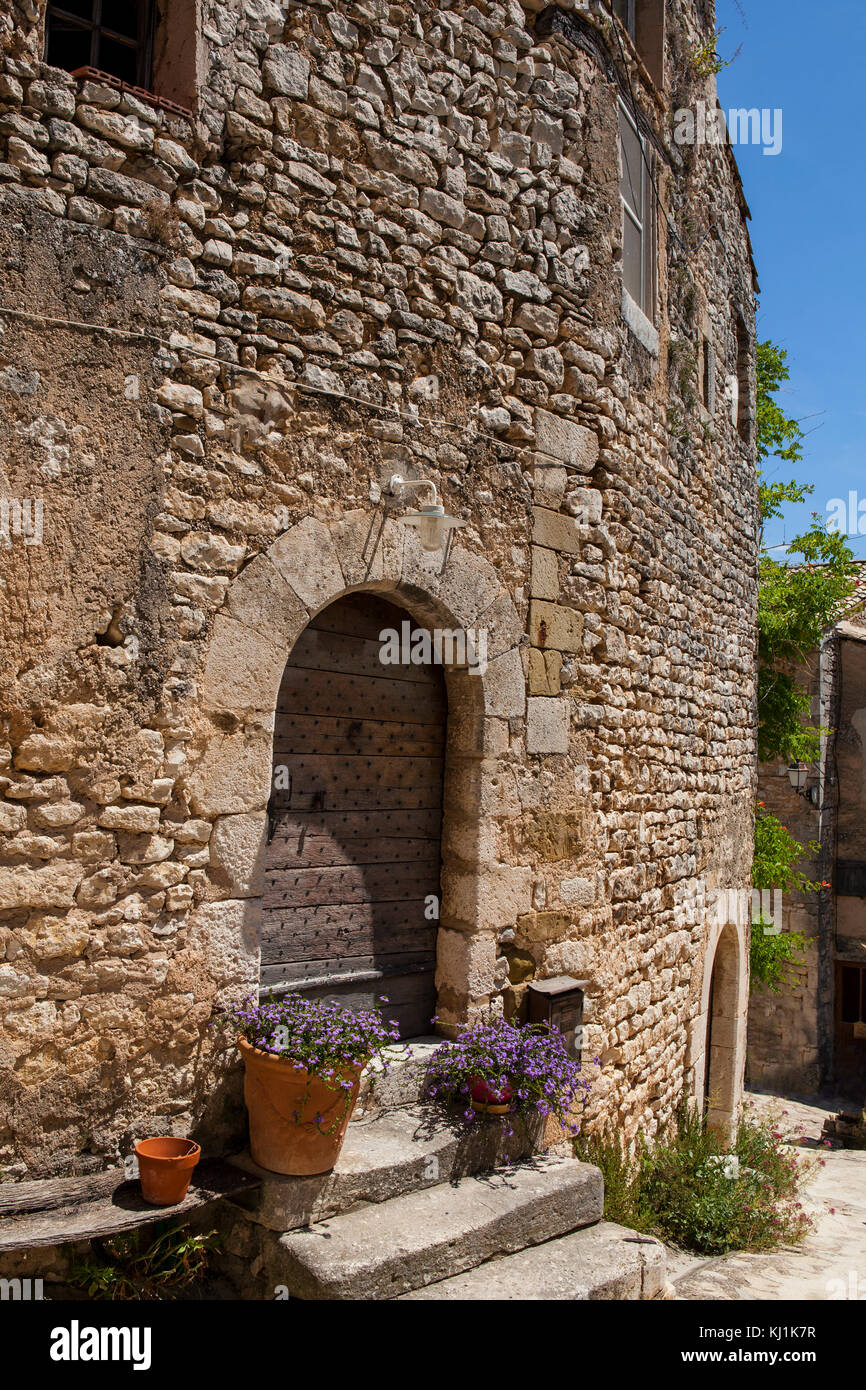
[0,0,758,1178]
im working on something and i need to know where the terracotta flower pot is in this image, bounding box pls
[469,1076,514,1115]
[238,1036,365,1176]
[135,1137,201,1206]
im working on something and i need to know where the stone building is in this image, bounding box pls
[749,569,866,1100]
[0,0,759,1183]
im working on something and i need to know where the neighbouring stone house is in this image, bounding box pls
[749,567,866,1100]
[0,0,759,1183]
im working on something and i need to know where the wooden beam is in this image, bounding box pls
[0,1159,259,1253]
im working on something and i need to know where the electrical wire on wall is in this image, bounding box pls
[0,303,597,497]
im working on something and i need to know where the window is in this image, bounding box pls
[45,0,154,88]
[612,0,636,37]
[619,102,656,324]
[611,0,665,89]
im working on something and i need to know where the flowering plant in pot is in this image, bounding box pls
[218,992,400,1176]
[425,1016,592,1134]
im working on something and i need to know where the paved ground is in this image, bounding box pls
[672,1091,866,1300]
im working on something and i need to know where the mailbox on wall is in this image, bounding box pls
[527,976,588,1057]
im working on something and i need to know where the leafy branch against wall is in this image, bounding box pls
[752,806,821,894]
[750,334,847,991]
[756,340,857,762]
[750,921,807,995]
[750,806,825,995]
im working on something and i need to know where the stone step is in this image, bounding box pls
[229,1103,541,1233]
[355,1037,440,1115]
[399,1221,667,1300]
[269,1154,603,1300]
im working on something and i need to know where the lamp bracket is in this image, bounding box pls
[388,474,438,507]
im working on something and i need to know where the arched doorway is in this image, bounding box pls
[260,592,446,1038]
[702,923,742,1134]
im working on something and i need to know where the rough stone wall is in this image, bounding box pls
[0,0,758,1178]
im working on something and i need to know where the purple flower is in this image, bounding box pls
[424,1015,594,1131]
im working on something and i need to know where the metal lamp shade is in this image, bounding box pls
[787,762,808,792]
[400,504,467,552]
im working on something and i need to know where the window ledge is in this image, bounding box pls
[621,289,659,357]
[70,66,193,121]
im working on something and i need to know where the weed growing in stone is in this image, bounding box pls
[68,1221,219,1300]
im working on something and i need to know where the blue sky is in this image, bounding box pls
[715,0,866,556]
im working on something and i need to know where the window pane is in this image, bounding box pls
[51,0,95,20]
[841,967,862,1024]
[97,33,138,82]
[619,111,643,218]
[622,208,642,306]
[46,18,93,72]
[643,187,655,318]
[101,0,140,39]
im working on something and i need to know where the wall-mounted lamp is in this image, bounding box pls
[787,762,808,793]
[388,474,466,553]
[788,762,819,804]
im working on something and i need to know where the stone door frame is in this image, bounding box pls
[186,509,528,1034]
[690,912,749,1138]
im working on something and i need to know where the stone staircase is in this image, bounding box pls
[215,1042,666,1301]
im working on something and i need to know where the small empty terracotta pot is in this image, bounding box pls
[135,1137,201,1206]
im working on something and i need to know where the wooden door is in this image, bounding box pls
[835,962,866,1094]
[261,593,445,1038]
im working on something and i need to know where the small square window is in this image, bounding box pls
[45,0,155,89]
[44,0,199,113]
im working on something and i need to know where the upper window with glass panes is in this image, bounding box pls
[45,0,154,89]
[612,0,636,39]
[618,101,656,323]
[611,0,665,90]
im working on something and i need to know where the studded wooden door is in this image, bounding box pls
[261,593,445,1038]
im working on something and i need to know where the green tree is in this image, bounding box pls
[750,342,854,996]
[756,340,857,762]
